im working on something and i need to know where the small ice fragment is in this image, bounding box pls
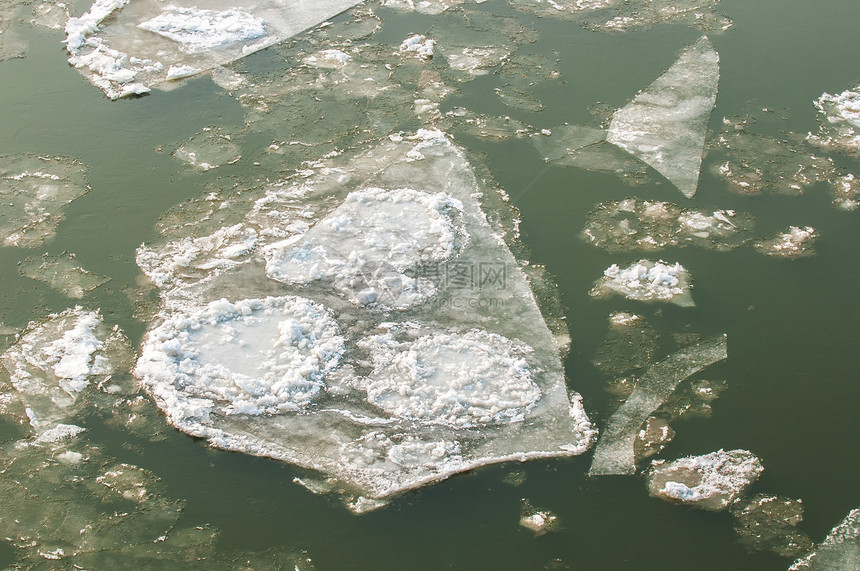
[807,86,860,156]
[731,494,812,557]
[18,252,110,298]
[829,173,860,211]
[172,127,241,171]
[590,260,694,306]
[606,37,719,198]
[166,64,200,80]
[399,34,435,59]
[754,226,818,259]
[790,508,860,570]
[589,335,727,476]
[520,501,559,536]
[647,449,763,511]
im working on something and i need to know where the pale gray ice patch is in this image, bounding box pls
[731,494,812,557]
[172,126,241,171]
[790,508,860,570]
[135,130,595,504]
[64,0,365,99]
[589,334,727,476]
[606,36,719,198]
[647,449,763,511]
[0,154,91,248]
[18,252,110,298]
[754,226,818,259]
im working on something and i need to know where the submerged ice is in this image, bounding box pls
[134,130,595,504]
[18,252,110,298]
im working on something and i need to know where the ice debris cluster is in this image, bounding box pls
[591,260,693,306]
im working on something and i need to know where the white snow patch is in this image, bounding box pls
[138,7,267,53]
[592,260,692,306]
[399,35,435,59]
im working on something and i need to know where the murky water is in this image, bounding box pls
[1,0,859,568]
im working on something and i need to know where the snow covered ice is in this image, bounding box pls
[135,130,595,506]
[589,335,727,476]
[754,226,818,259]
[18,252,110,298]
[606,37,719,198]
[790,508,860,570]
[64,0,365,98]
[647,449,763,511]
[0,154,91,248]
[590,260,693,306]
[808,86,860,156]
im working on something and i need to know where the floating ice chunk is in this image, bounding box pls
[135,130,595,503]
[172,127,240,171]
[0,154,90,248]
[593,312,657,374]
[754,226,818,259]
[520,500,559,536]
[533,125,650,182]
[65,0,364,98]
[138,7,267,53]
[590,260,693,306]
[647,449,763,511]
[18,252,110,298]
[731,494,812,557]
[0,307,133,432]
[165,64,199,80]
[303,48,353,68]
[606,37,719,198]
[359,325,541,428]
[382,0,465,14]
[29,2,70,31]
[830,173,860,211]
[265,187,466,309]
[444,107,534,140]
[808,86,860,155]
[34,423,86,444]
[582,198,754,252]
[0,11,27,61]
[790,508,860,570]
[589,335,727,476]
[136,296,345,419]
[400,34,435,59]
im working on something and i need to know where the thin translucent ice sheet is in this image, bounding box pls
[64,0,364,98]
[589,334,727,476]
[135,131,595,506]
[18,252,110,298]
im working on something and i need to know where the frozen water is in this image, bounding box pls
[731,494,812,557]
[808,86,860,156]
[634,416,674,461]
[383,0,465,14]
[172,126,241,171]
[18,252,110,298]
[0,307,134,434]
[64,0,365,98]
[754,226,818,259]
[582,198,754,252]
[606,37,719,198]
[400,34,435,60]
[0,154,91,248]
[520,500,559,536]
[830,173,860,211]
[590,260,694,306]
[265,187,467,310]
[790,508,860,570]
[533,125,650,183]
[647,449,763,511]
[29,2,70,31]
[135,130,595,504]
[0,7,27,62]
[137,296,345,417]
[592,312,657,375]
[495,51,560,112]
[711,116,838,195]
[443,107,535,140]
[508,0,732,34]
[589,335,727,476]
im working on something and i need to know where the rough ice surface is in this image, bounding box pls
[808,86,860,156]
[590,260,693,306]
[136,296,346,417]
[647,449,763,511]
[64,0,365,98]
[507,0,733,33]
[790,508,860,571]
[592,312,657,375]
[589,334,727,476]
[359,324,541,428]
[520,500,559,536]
[265,187,467,310]
[29,2,70,31]
[443,107,535,140]
[754,226,818,259]
[18,252,110,298]
[711,115,838,195]
[830,173,860,211]
[582,198,755,252]
[135,131,595,505]
[731,494,812,557]
[0,307,134,433]
[400,34,435,60]
[607,37,719,198]
[382,0,465,15]
[0,154,91,248]
[172,126,241,171]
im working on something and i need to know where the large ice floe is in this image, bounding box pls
[790,508,860,570]
[0,154,91,248]
[64,0,365,98]
[135,130,595,508]
[646,449,763,511]
[534,36,719,198]
[589,335,727,476]
[590,260,693,306]
[731,494,812,557]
